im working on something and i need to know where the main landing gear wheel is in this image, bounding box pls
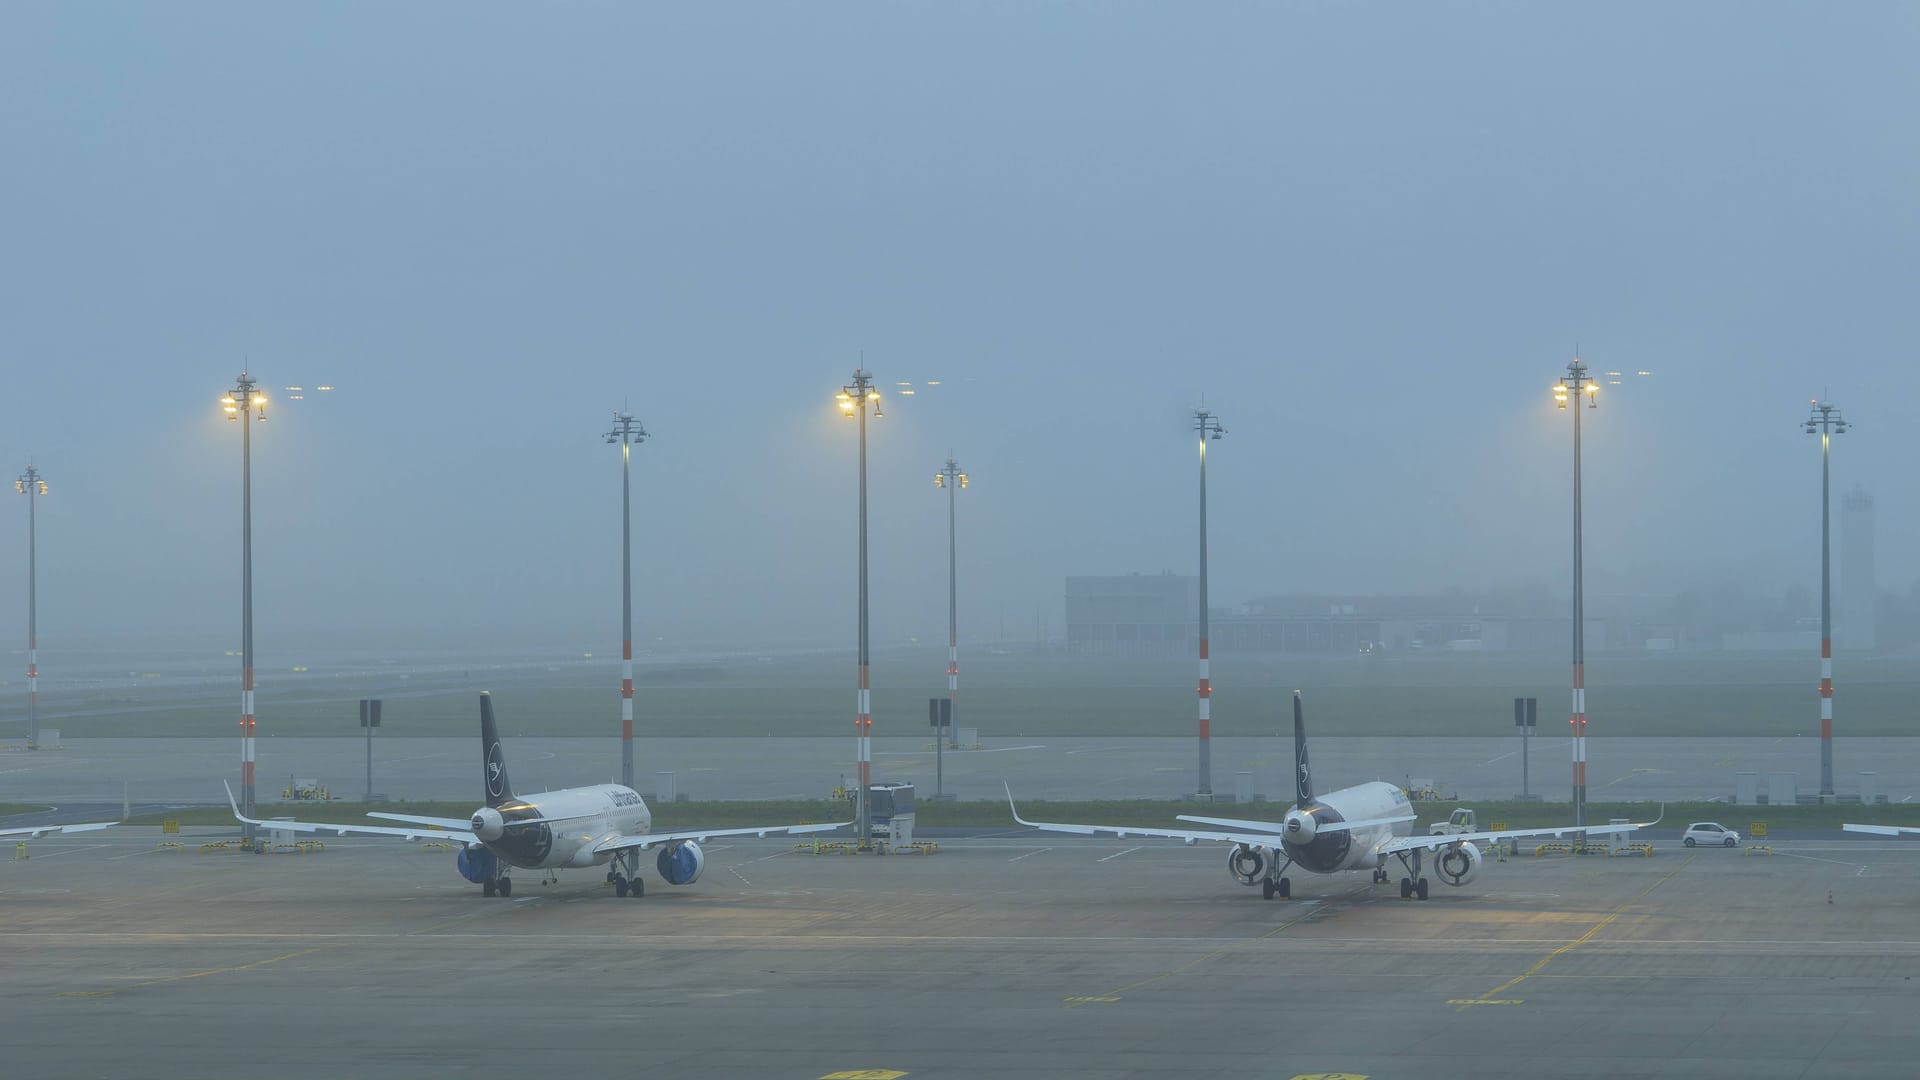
[497,877,512,898]
[628,877,644,898]
[1262,878,1275,899]
[1416,877,1430,901]
[483,879,496,898]
[614,877,629,897]
[1400,877,1413,900]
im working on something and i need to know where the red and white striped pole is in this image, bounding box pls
[1194,408,1224,798]
[1806,399,1847,800]
[938,458,966,750]
[1555,359,1595,831]
[17,465,46,750]
[606,411,648,791]
[839,371,880,845]
[222,374,265,843]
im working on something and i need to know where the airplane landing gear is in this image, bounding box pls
[610,849,646,899]
[484,875,513,898]
[1392,849,1432,901]
[1261,857,1295,900]
[1372,869,1389,884]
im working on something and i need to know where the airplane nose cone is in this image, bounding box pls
[470,807,504,841]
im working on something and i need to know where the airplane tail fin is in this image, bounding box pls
[1293,691,1313,806]
[480,692,515,807]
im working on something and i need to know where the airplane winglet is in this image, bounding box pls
[1004,781,1036,828]
[223,779,246,821]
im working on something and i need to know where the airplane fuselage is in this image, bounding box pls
[1282,781,1415,874]
[482,784,653,871]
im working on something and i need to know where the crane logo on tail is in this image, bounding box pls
[486,743,505,798]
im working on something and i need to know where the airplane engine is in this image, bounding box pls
[1227,844,1271,887]
[1282,808,1317,843]
[468,807,506,842]
[657,840,705,886]
[1433,841,1482,887]
[456,845,499,884]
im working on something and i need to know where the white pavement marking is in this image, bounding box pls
[728,866,752,886]
[1097,846,1143,863]
[1065,746,1137,756]
[1775,852,1868,868]
[1478,751,1517,766]
[969,745,1048,754]
[1008,848,1051,862]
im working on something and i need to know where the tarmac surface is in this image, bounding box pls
[4,733,1915,807]
[4,827,1920,1079]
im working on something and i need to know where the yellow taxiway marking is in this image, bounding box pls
[820,1071,908,1079]
[55,947,329,998]
[1455,853,1696,1011]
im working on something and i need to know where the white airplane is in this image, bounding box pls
[1010,692,1657,901]
[227,691,849,898]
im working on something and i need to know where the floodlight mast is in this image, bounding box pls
[605,410,649,791]
[15,465,47,750]
[838,370,882,847]
[1804,399,1849,800]
[1193,407,1225,798]
[1553,358,1598,833]
[936,457,968,768]
[221,372,268,843]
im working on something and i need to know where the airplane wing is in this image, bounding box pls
[1176,812,1417,835]
[0,821,117,840]
[1377,817,1658,855]
[225,782,478,844]
[367,812,474,830]
[1008,787,1295,847]
[592,820,852,855]
[1843,823,1920,837]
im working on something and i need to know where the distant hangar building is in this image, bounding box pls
[1840,485,1876,651]
[1065,574,1604,655]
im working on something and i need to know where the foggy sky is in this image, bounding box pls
[1,3,1915,651]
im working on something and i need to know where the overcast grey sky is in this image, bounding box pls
[0,2,1914,650]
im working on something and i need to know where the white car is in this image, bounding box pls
[1682,822,1742,847]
